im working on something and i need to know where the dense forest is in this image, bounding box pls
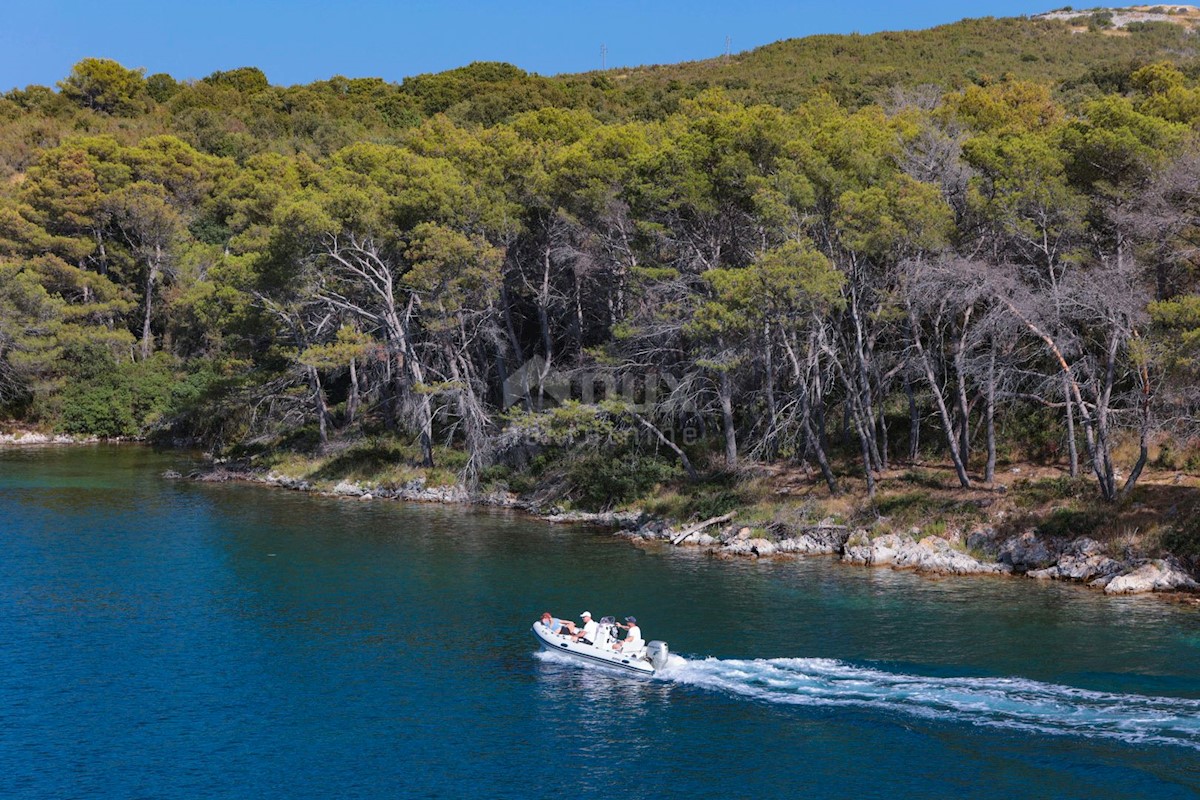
[2,13,1200,522]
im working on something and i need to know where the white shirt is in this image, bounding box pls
[580,619,599,643]
[624,624,643,649]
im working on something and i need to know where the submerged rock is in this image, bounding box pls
[1104,559,1200,595]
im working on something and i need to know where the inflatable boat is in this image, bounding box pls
[531,616,670,676]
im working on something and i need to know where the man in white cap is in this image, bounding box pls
[571,611,599,645]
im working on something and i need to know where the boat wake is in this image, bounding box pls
[653,656,1200,749]
[538,648,1200,749]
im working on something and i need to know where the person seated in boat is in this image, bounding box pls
[570,611,599,645]
[538,611,569,636]
[613,616,643,652]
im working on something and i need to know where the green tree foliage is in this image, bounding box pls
[58,58,148,115]
[0,16,1199,506]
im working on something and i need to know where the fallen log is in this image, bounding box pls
[670,511,736,546]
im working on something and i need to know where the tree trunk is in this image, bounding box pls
[719,369,737,468]
[141,251,159,360]
[953,311,972,468]
[347,357,360,426]
[306,365,329,447]
[1064,376,1079,478]
[763,322,779,460]
[907,304,971,488]
[631,411,699,482]
[985,344,997,485]
[906,376,921,462]
[782,330,838,494]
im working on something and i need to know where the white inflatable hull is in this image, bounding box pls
[531,623,657,676]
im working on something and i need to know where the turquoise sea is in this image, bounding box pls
[2,446,1199,798]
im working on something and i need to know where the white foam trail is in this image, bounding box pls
[652,656,1200,749]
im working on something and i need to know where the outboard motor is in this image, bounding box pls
[646,640,670,671]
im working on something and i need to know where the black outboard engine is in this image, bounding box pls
[646,640,670,670]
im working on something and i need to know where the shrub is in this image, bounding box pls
[58,348,176,438]
[566,451,679,510]
[1012,476,1090,507]
[922,520,948,539]
[1161,517,1200,561]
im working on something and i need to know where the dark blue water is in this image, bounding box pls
[2,446,1200,799]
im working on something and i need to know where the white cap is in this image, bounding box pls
[581,611,592,618]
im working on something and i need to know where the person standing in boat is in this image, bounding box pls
[614,616,643,652]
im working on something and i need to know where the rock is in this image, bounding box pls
[332,480,365,497]
[722,537,776,556]
[841,529,875,564]
[359,493,373,500]
[895,536,1010,576]
[842,531,1010,575]
[775,525,851,555]
[748,538,775,556]
[997,531,1059,573]
[695,533,716,547]
[966,528,999,556]
[1049,538,1125,583]
[736,526,752,540]
[544,509,641,526]
[161,470,182,479]
[1104,559,1200,595]
[843,532,907,566]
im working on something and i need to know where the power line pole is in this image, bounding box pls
[601,43,607,70]
[724,35,731,61]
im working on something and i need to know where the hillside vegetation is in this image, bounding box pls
[2,9,1200,564]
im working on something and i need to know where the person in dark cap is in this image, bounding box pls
[614,616,643,652]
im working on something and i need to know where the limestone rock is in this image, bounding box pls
[966,528,1000,557]
[1031,538,1125,583]
[997,531,1059,573]
[842,531,1010,575]
[892,535,1011,576]
[843,532,907,566]
[723,537,776,556]
[776,525,852,555]
[1104,559,1200,595]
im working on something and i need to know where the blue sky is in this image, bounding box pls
[1,1,1056,89]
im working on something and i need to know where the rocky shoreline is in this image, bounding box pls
[184,465,1200,599]
[0,431,102,445]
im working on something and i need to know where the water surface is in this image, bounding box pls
[2,446,1199,798]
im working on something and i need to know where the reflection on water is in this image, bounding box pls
[534,650,673,726]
